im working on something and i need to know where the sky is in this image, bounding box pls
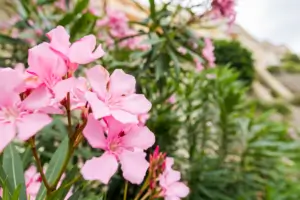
[236,0,300,52]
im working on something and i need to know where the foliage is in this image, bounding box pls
[268,52,300,73]
[213,40,255,85]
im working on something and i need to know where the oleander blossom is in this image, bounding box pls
[81,114,155,184]
[85,65,152,124]
[202,38,215,68]
[0,69,52,152]
[211,0,236,25]
[159,157,190,200]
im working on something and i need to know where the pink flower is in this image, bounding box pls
[25,166,42,199]
[85,66,151,124]
[0,86,52,152]
[27,42,68,91]
[46,26,105,71]
[138,113,150,126]
[211,0,236,25]
[159,157,190,200]
[81,114,155,184]
[177,47,187,55]
[168,95,176,104]
[202,38,215,68]
[194,58,204,72]
[53,77,88,110]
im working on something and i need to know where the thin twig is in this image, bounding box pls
[123,181,129,200]
[29,137,52,191]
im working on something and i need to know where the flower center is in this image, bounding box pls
[109,140,119,152]
[1,106,20,122]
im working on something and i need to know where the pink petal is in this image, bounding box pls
[165,170,181,186]
[165,196,180,200]
[81,153,118,184]
[83,114,107,149]
[86,66,109,98]
[109,69,135,97]
[85,91,110,119]
[165,157,175,170]
[111,109,138,124]
[69,35,105,64]
[119,151,149,184]
[0,89,20,107]
[0,68,25,93]
[104,116,126,140]
[118,94,152,114]
[0,122,16,152]
[17,113,52,141]
[25,166,38,181]
[166,182,190,198]
[22,86,52,111]
[46,26,71,56]
[53,77,76,102]
[28,42,67,81]
[122,125,155,150]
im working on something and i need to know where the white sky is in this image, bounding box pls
[236,0,300,53]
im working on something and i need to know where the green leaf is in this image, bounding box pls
[155,53,170,80]
[11,185,22,200]
[67,190,81,200]
[14,0,30,19]
[36,137,69,200]
[47,167,79,200]
[73,0,89,14]
[0,34,26,45]
[37,0,56,5]
[0,166,13,199]
[58,13,75,26]
[2,144,27,200]
[149,0,156,20]
[70,12,96,40]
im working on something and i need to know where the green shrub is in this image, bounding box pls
[213,40,255,85]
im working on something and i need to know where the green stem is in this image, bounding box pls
[29,137,52,192]
[123,181,129,200]
[66,92,72,138]
[140,191,151,200]
[133,174,150,200]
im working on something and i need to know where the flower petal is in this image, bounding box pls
[111,109,138,124]
[69,35,105,64]
[109,69,135,97]
[104,116,126,140]
[85,91,110,119]
[46,26,71,56]
[118,94,152,114]
[22,85,52,111]
[166,182,190,198]
[0,89,20,107]
[119,151,149,184]
[0,122,16,152]
[17,113,52,141]
[81,153,118,184]
[83,114,106,149]
[122,125,155,150]
[86,66,109,98]
[0,68,25,93]
[53,77,76,102]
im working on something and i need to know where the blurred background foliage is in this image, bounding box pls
[1,0,300,200]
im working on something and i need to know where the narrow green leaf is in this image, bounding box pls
[58,13,75,26]
[2,144,27,200]
[149,0,156,20]
[0,34,26,45]
[14,0,30,19]
[70,12,96,40]
[0,166,13,199]
[36,137,69,200]
[11,185,22,200]
[73,0,89,14]
[67,190,81,200]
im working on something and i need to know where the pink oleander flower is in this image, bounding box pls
[194,58,204,72]
[53,77,88,110]
[202,38,215,68]
[0,85,52,152]
[85,66,151,124]
[138,113,150,126]
[211,0,236,25]
[159,157,190,200]
[81,114,155,184]
[177,47,187,55]
[46,26,105,71]
[167,95,176,104]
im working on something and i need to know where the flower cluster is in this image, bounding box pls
[211,0,236,25]
[0,25,188,199]
[97,9,149,51]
